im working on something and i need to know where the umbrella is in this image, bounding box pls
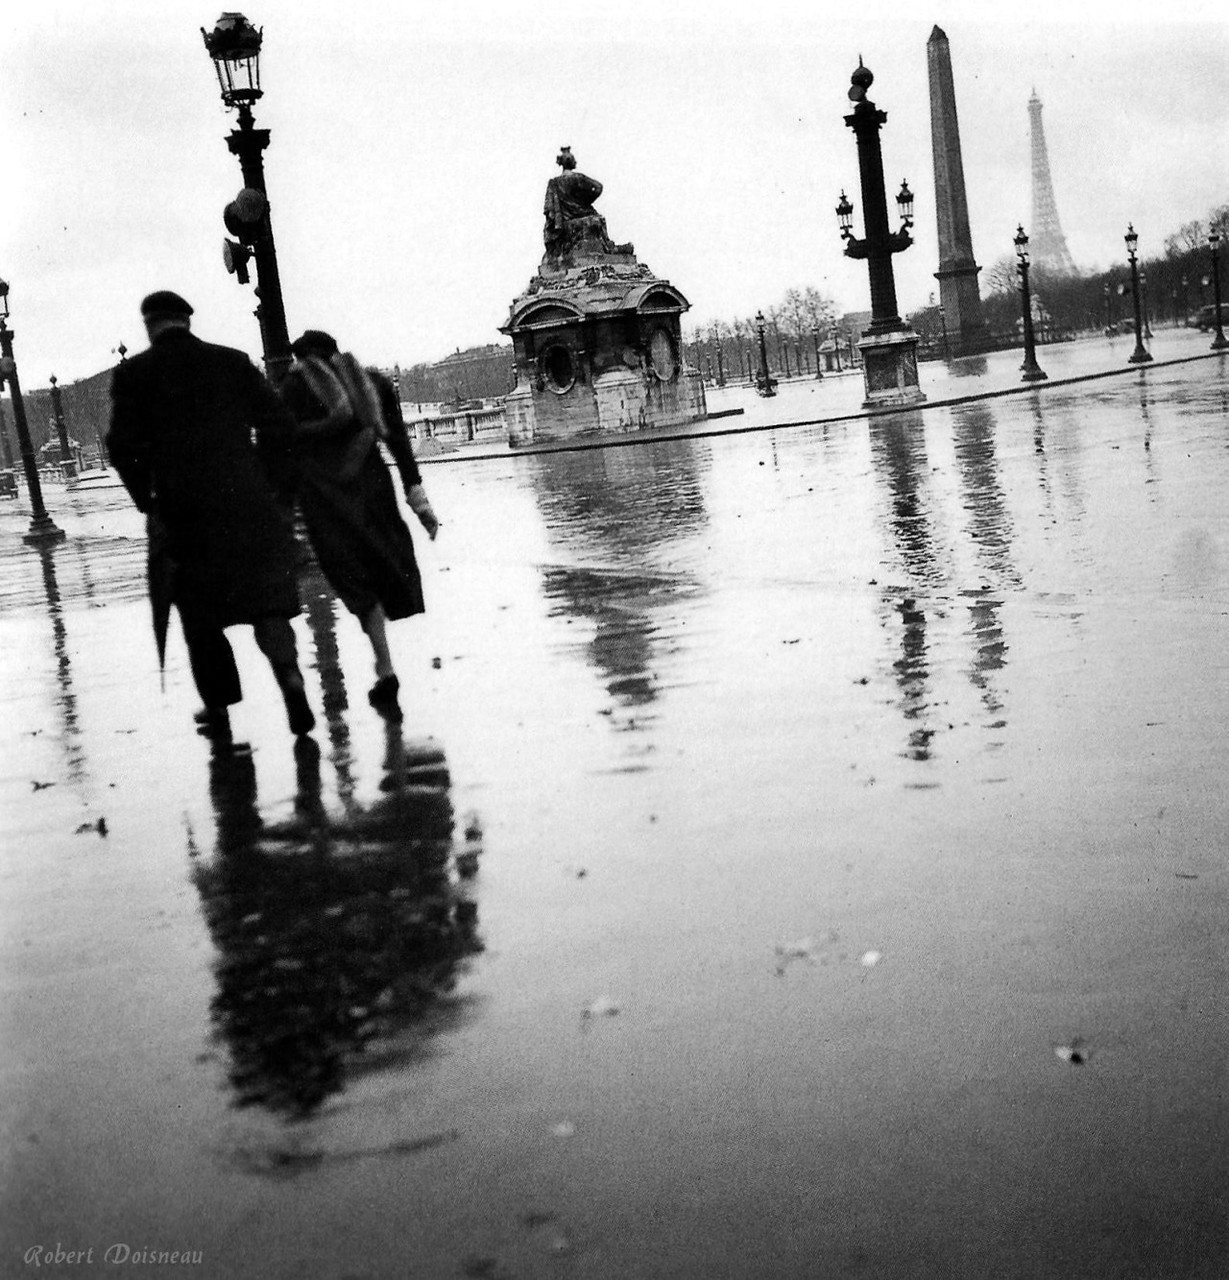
[146,513,178,688]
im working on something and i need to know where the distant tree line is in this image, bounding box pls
[682,286,859,383]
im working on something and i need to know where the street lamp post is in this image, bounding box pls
[1124,224,1153,365]
[1208,231,1229,351]
[1139,269,1153,339]
[937,304,949,360]
[1013,226,1047,383]
[754,310,777,397]
[0,281,65,544]
[837,59,924,411]
[203,13,292,383]
[812,325,823,379]
[48,376,78,479]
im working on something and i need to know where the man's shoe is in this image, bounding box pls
[195,707,232,743]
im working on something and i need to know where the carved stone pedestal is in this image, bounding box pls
[858,328,927,413]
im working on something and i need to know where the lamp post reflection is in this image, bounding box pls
[950,403,1018,733]
[869,415,941,762]
[299,555,358,812]
[36,547,86,783]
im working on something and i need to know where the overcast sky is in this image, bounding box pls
[3,0,1227,383]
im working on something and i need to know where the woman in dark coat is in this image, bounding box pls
[280,330,439,715]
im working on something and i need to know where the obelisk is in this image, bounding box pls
[927,26,987,355]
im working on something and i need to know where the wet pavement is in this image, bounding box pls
[2,330,1227,1278]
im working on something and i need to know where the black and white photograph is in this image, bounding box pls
[2,2,1226,1276]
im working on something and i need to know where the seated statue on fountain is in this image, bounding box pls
[543,147,635,265]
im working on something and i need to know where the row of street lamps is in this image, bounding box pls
[4,26,1229,537]
[1013,223,1228,384]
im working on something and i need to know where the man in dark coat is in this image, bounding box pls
[107,291,314,742]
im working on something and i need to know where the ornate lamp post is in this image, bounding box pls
[1208,231,1229,351]
[754,310,777,397]
[48,376,78,479]
[0,281,65,544]
[837,60,924,411]
[203,13,292,383]
[1013,226,1047,383]
[1124,225,1152,365]
[811,325,823,379]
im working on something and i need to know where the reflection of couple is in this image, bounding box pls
[193,727,481,1118]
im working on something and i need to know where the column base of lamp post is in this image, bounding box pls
[1021,363,1048,382]
[1211,332,1229,351]
[1128,344,1153,364]
[858,328,926,413]
[22,513,66,545]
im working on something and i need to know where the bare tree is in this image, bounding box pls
[1165,220,1206,259]
[983,255,1019,297]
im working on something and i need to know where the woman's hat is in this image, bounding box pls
[292,330,338,357]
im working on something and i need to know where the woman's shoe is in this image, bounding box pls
[368,674,402,718]
[280,683,315,736]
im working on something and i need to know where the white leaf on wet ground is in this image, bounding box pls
[582,996,620,1019]
[1054,1041,1088,1065]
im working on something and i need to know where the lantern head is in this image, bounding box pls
[203,13,264,109]
[836,190,854,239]
[896,180,915,229]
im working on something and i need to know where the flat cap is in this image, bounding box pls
[140,290,194,318]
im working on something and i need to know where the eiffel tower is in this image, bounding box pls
[1028,90,1077,275]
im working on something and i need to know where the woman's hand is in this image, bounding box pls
[406,484,440,540]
